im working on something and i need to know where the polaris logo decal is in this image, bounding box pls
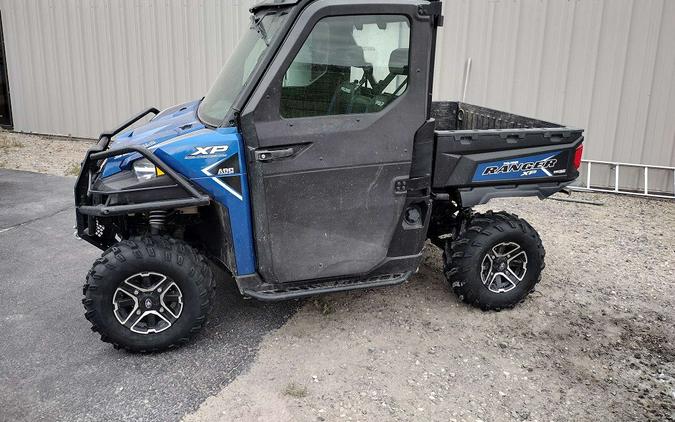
[473,151,569,182]
[189,145,229,156]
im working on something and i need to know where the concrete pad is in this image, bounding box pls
[0,169,75,230]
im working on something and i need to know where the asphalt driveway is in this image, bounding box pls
[0,170,296,422]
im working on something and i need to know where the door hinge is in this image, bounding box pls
[394,176,431,194]
[419,1,444,26]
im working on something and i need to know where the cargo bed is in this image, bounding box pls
[431,102,584,206]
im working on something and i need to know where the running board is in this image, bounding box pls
[242,272,412,301]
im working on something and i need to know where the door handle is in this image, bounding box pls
[255,148,295,162]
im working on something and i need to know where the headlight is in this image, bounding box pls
[132,159,165,181]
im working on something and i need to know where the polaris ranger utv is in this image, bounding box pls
[75,0,584,351]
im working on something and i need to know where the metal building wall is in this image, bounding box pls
[0,0,256,138]
[2,0,674,192]
[436,0,675,194]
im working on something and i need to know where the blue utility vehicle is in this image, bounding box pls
[75,0,584,351]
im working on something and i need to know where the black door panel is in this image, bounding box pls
[264,163,408,281]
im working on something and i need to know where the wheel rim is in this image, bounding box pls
[480,242,528,293]
[112,272,183,334]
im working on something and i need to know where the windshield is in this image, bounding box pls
[198,12,288,126]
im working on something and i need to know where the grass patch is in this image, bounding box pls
[312,297,335,315]
[0,136,24,149]
[65,162,81,176]
[282,382,308,398]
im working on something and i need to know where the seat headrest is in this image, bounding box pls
[389,48,409,75]
[327,45,370,68]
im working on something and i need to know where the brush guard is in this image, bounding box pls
[74,107,210,248]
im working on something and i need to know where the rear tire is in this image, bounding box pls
[443,211,545,310]
[82,236,215,352]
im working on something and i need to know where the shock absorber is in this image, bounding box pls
[148,210,167,235]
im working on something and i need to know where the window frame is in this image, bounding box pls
[277,13,412,120]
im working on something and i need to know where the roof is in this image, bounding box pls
[250,0,302,13]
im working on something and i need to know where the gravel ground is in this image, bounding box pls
[185,194,675,422]
[0,130,93,176]
[2,132,673,421]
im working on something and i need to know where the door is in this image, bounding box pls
[0,12,12,128]
[241,1,434,284]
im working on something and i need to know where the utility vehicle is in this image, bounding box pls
[75,0,584,351]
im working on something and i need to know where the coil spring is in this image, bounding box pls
[149,210,167,234]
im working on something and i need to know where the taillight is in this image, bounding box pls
[573,144,584,170]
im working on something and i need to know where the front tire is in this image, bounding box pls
[443,211,545,310]
[82,236,215,352]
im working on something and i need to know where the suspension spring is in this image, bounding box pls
[148,210,167,234]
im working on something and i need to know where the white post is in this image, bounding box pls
[461,58,472,102]
[614,165,620,192]
[586,162,592,189]
[644,167,648,195]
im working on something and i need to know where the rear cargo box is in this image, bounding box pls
[431,102,584,205]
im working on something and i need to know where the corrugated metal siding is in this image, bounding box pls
[1,0,674,192]
[436,0,675,194]
[0,0,256,138]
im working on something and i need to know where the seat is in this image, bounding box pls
[326,45,376,115]
[367,48,409,112]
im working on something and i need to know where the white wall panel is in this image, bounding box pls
[436,0,675,193]
[0,0,256,138]
[1,0,674,192]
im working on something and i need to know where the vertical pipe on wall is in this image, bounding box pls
[461,57,472,102]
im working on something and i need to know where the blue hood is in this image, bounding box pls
[102,100,206,177]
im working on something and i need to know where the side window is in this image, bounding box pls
[280,15,410,118]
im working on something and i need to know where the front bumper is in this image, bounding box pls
[74,108,210,248]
